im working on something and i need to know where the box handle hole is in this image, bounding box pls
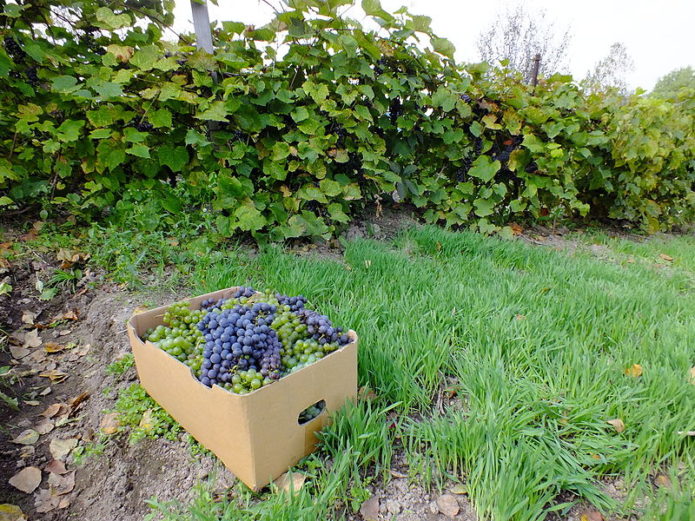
[298,400,326,425]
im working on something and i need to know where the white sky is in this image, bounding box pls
[173,0,695,90]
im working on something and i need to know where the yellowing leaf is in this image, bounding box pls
[139,409,155,432]
[689,367,695,385]
[658,253,673,262]
[0,503,26,520]
[106,44,134,63]
[38,370,68,383]
[11,429,39,445]
[624,364,643,378]
[607,418,625,433]
[100,412,121,435]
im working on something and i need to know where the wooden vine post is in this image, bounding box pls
[190,0,214,53]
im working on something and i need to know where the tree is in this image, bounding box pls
[651,67,695,99]
[583,42,635,93]
[476,5,572,81]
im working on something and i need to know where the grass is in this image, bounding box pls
[144,226,694,521]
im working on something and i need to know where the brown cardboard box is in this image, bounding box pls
[126,287,358,490]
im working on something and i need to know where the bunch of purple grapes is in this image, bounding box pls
[197,302,282,389]
[276,293,307,312]
[296,309,350,346]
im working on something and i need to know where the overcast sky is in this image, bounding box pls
[173,0,695,90]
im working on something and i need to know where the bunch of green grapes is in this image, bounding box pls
[222,368,274,395]
[145,301,205,372]
[283,338,339,373]
[271,306,308,351]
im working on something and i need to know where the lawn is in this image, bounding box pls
[148,226,695,521]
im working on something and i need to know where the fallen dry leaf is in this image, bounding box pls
[38,370,68,383]
[49,438,78,461]
[139,409,155,432]
[44,460,68,475]
[580,510,605,521]
[510,223,524,235]
[68,391,90,413]
[58,498,69,509]
[35,419,54,435]
[0,503,26,520]
[624,364,643,378]
[654,474,671,488]
[47,471,75,495]
[11,429,39,445]
[436,493,460,517]
[273,471,306,495]
[515,314,526,320]
[61,310,79,321]
[689,367,695,385]
[23,400,39,406]
[676,430,695,436]
[41,403,64,418]
[34,488,60,514]
[8,467,42,494]
[44,343,66,354]
[9,346,30,360]
[658,253,673,262]
[359,496,380,521]
[358,386,377,401]
[100,412,121,435]
[23,330,42,348]
[19,446,35,459]
[21,311,37,325]
[450,484,468,495]
[389,469,407,479]
[607,418,625,433]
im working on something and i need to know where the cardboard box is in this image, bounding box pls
[126,287,358,490]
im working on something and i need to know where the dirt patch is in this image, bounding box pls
[0,257,235,521]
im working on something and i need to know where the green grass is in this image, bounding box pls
[146,226,694,521]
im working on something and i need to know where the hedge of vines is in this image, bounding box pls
[1,0,693,240]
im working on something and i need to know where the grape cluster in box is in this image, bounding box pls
[127,286,358,489]
[145,287,351,403]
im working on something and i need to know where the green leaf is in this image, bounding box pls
[319,179,342,197]
[130,45,160,71]
[297,184,328,203]
[468,156,500,183]
[263,159,286,180]
[328,203,350,223]
[195,101,229,122]
[93,81,123,99]
[126,144,151,158]
[56,120,85,142]
[148,109,172,128]
[95,7,131,30]
[432,87,457,112]
[124,127,147,143]
[291,106,310,123]
[158,145,189,172]
[0,196,14,206]
[51,75,79,94]
[432,37,456,59]
[474,198,495,217]
[354,105,373,122]
[234,205,266,231]
[185,129,210,147]
[271,142,291,161]
[97,140,126,171]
